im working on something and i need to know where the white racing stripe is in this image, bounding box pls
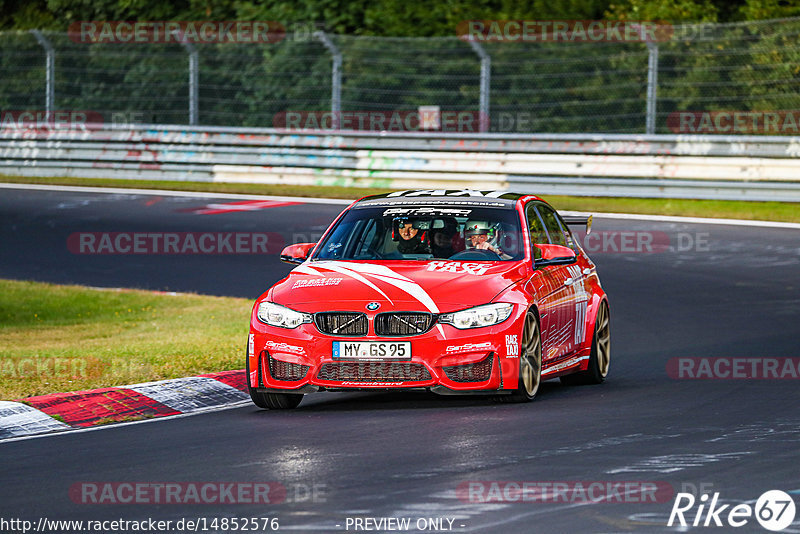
[296,261,446,336]
[311,262,394,304]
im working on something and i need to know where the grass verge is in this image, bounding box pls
[0,279,251,400]
[3,174,799,223]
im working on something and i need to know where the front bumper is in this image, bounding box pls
[248,315,524,394]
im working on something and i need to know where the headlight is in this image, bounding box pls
[256,302,313,329]
[438,303,513,329]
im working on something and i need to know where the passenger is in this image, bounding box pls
[430,218,460,258]
[464,220,507,257]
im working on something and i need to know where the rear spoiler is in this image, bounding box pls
[562,214,593,235]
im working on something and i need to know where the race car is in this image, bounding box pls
[247,189,610,409]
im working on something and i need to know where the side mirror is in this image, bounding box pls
[280,243,316,265]
[534,244,577,266]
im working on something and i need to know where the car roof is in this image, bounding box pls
[355,189,540,209]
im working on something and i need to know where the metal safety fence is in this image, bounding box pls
[2,125,799,202]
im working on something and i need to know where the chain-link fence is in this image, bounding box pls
[1,18,799,134]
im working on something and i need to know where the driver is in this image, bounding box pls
[395,218,430,254]
[464,220,505,257]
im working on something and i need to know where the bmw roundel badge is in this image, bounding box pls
[366,302,380,311]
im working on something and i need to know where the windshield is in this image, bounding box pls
[313,205,524,262]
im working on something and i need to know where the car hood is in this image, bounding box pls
[270,260,528,313]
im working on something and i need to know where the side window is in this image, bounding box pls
[353,219,379,258]
[536,205,568,247]
[554,214,579,251]
[525,204,548,259]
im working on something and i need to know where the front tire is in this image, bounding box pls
[561,300,610,385]
[246,352,304,409]
[497,311,541,403]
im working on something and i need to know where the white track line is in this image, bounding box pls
[2,182,798,228]
[560,210,800,229]
[0,182,352,205]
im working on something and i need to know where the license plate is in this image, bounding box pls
[332,341,411,360]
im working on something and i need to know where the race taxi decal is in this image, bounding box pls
[291,277,344,289]
[265,341,306,355]
[445,342,492,353]
[505,335,519,358]
[426,261,490,275]
[387,189,508,198]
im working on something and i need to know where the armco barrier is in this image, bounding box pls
[1,124,799,201]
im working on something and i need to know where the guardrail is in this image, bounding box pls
[2,124,799,202]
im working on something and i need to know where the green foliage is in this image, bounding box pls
[1,0,792,33]
[0,2,797,133]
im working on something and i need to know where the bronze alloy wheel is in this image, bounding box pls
[498,310,542,403]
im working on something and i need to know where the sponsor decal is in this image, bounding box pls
[264,341,305,355]
[542,355,589,375]
[291,277,344,289]
[668,489,795,530]
[247,334,254,358]
[446,342,493,353]
[382,207,473,217]
[340,381,406,386]
[567,264,589,347]
[366,200,505,209]
[426,261,491,275]
[457,481,674,503]
[505,335,519,357]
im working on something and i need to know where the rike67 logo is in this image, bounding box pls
[668,490,796,531]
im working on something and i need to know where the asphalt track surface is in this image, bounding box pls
[1,186,799,533]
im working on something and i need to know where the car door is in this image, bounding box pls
[530,203,579,362]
